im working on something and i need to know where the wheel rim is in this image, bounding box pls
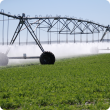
[42,54,51,64]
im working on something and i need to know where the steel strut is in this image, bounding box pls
[9,18,44,53]
[10,19,24,45]
[24,20,44,52]
[100,25,110,41]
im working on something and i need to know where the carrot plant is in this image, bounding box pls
[0,54,110,110]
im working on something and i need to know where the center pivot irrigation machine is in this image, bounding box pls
[0,9,110,66]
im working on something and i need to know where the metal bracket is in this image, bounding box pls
[107,25,110,32]
[20,20,25,24]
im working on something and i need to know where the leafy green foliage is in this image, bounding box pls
[0,54,110,109]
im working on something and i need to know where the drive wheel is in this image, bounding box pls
[0,53,8,66]
[40,51,55,64]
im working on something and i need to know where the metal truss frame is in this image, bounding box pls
[0,11,110,52]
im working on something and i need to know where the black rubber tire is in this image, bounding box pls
[40,51,55,64]
[0,53,8,66]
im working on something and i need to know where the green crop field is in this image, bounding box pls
[0,54,110,110]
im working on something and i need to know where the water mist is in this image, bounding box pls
[0,42,109,66]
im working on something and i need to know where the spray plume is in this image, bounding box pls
[107,0,110,3]
[0,0,3,4]
[0,42,109,66]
